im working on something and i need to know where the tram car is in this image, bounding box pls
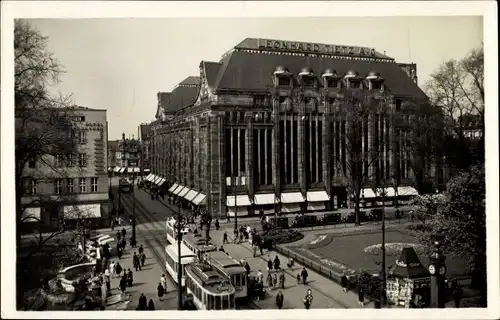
[166,217,192,245]
[182,233,218,260]
[206,251,248,299]
[184,262,236,310]
[165,243,197,287]
[118,178,132,193]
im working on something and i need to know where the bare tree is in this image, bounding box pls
[333,90,394,225]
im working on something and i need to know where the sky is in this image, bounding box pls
[28,16,483,140]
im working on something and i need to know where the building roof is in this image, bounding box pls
[209,50,427,99]
[156,92,172,118]
[108,140,119,153]
[165,77,200,111]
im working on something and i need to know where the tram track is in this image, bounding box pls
[119,191,261,310]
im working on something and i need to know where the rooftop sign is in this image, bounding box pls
[234,38,393,60]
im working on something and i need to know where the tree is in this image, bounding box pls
[425,45,484,171]
[333,89,394,225]
[398,100,445,194]
[410,164,486,306]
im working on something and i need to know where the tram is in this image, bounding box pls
[207,251,248,299]
[165,243,197,287]
[166,217,192,245]
[182,233,217,260]
[184,261,236,310]
[118,178,132,193]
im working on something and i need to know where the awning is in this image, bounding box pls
[119,168,126,173]
[306,190,330,202]
[173,185,184,195]
[226,195,252,207]
[134,167,140,173]
[376,187,396,197]
[192,193,207,205]
[282,203,301,213]
[63,204,101,219]
[113,166,121,172]
[262,209,275,215]
[152,176,162,184]
[307,203,326,211]
[362,188,377,199]
[281,192,305,204]
[22,207,41,222]
[107,167,112,171]
[227,208,249,217]
[144,168,151,172]
[145,173,153,181]
[157,178,166,187]
[147,174,157,182]
[127,167,134,173]
[185,190,199,202]
[168,183,179,192]
[178,187,190,198]
[254,193,276,205]
[397,186,419,196]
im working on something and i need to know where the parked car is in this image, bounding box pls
[321,213,342,225]
[292,215,318,228]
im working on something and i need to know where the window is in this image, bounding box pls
[55,154,63,167]
[28,158,36,168]
[79,153,87,167]
[302,77,316,87]
[30,179,37,195]
[54,179,63,194]
[215,295,221,310]
[79,178,87,193]
[78,130,86,144]
[91,177,98,192]
[253,95,266,106]
[67,178,74,193]
[67,153,75,167]
[349,80,361,89]
[326,78,339,88]
[278,77,290,86]
[372,81,382,90]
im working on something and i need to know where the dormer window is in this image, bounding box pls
[274,66,292,87]
[322,68,340,89]
[366,71,384,91]
[344,70,362,89]
[327,78,339,88]
[299,67,316,88]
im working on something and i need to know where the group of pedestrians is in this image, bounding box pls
[136,293,156,310]
[133,245,147,271]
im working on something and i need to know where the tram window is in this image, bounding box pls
[208,295,214,310]
[234,274,240,287]
[215,296,222,310]
[222,295,229,309]
[242,274,246,286]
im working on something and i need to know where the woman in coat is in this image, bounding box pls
[358,287,365,307]
[157,282,165,301]
[276,290,284,309]
[127,269,133,287]
[148,299,155,310]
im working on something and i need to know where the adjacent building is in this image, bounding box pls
[20,107,109,232]
[147,38,445,218]
[110,133,141,175]
[137,123,152,176]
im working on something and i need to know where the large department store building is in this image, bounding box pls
[147,38,444,218]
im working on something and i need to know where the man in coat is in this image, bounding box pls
[276,290,284,309]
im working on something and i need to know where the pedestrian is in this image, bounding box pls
[115,262,123,278]
[276,290,284,309]
[223,232,228,244]
[133,252,139,271]
[274,256,281,270]
[157,282,165,301]
[266,273,273,287]
[116,231,122,242]
[234,229,239,243]
[130,237,137,248]
[453,285,463,308]
[259,242,264,256]
[358,287,365,307]
[140,252,146,267]
[252,245,258,257]
[121,228,127,239]
[244,262,251,275]
[160,274,167,294]
[121,238,126,250]
[279,272,285,289]
[256,270,264,284]
[267,259,273,273]
[215,219,220,230]
[104,269,111,294]
[296,273,301,284]
[341,275,348,293]
[139,244,144,255]
[304,289,313,309]
[127,269,133,287]
[301,267,308,285]
[117,245,123,259]
[138,293,147,310]
[109,261,116,278]
[148,299,155,311]
[219,246,225,253]
[272,273,278,289]
[119,274,127,292]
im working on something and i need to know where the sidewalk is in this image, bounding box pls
[209,226,372,309]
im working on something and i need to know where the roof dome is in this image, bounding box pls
[344,70,359,78]
[366,71,381,79]
[322,68,338,77]
[299,67,314,76]
[274,65,290,74]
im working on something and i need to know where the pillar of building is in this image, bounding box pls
[218,114,226,218]
[323,100,332,209]
[298,98,306,195]
[246,114,254,198]
[272,98,281,196]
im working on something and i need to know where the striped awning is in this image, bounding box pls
[226,195,252,207]
[362,188,377,199]
[281,192,305,204]
[178,187,190,198]
[173,185,184,195]
[192,193,207,205]
[306,191,330,202]
[119,167,126,173]
[145,173,153,181]
[157,178,166,187]
[185,190,199,202]
[168,183,179,193]
[113,167,121,172]
[152,176,162,184]
[254,193,276,205]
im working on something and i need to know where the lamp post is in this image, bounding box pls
[378,186,387,306]
[429,236,447,308]
[176,199,183,310]
[132,172,137,244]
[233,170,238,232]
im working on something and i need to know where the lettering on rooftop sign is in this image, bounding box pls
[257,38,377,57]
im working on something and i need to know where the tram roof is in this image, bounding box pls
[186,263,235,295]
[183,234,217,250]
[165,243,197,262]
[207,251,246,275]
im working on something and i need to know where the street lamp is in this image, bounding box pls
[377,186,388,306]
[132,172,137,245]
[176,199,183,310]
